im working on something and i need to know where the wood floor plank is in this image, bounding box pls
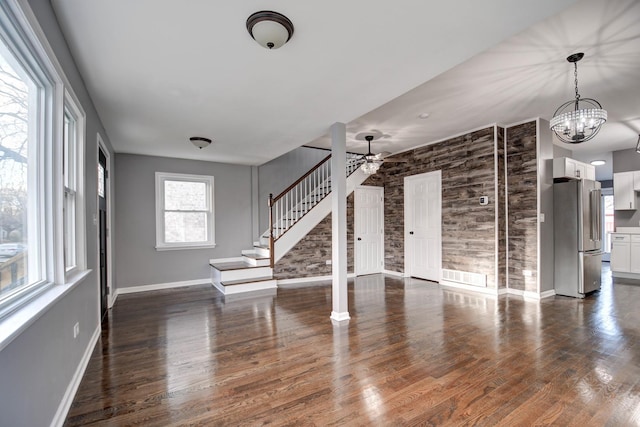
[65,269,640,426]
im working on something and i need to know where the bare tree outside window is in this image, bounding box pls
[0,40,30,296]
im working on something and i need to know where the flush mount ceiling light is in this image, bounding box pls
[550,53,607,144]
[190,136,212,149]
[246,11,294,50]
[590,160,606,166]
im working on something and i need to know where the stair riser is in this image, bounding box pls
[241,256,270,267]
[254,246,270,257]
[213,266,273,282]
[218,279,278,295]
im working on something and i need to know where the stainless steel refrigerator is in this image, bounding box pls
[554,179,602,298]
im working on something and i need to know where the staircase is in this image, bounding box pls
[210,153,366,295]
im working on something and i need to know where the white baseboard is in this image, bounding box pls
[440,280,500,296]
[51,324,100,427]
[330,311,351,322]
[277,273,356,287]
[538,289,556,299]
[382,269,408,277]
[117,278,210,295]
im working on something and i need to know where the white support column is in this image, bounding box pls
[330,122,350,323]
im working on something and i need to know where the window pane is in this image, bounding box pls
[97,163,104,198]
[164,212,207,243]
[0,37,34,299]
[63,190,76,270]
[164,180,207,211]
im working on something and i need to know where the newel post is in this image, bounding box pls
[268,193,274,268]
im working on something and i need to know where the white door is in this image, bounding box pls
[404,171,441,281]
[355,186,384,276]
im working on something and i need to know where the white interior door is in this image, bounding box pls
[404,171,441,282]
[355,186,384,276]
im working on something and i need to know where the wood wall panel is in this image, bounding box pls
[497,127,507,289]
[381,127,497,288]
[505,122,538,292]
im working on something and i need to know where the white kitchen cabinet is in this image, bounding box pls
[634,171,640,191]
[553,157,595,180]
[585,166,596,181]
[631,235,640,274]
[614,172,636,210]
[610,234,631,273]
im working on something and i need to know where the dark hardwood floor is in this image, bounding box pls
[65,268,640,426]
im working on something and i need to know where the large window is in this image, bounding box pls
[0,20,46,308]
[155,172,215,250]
[0,1,86,320]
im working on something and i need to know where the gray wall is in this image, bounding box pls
[257,146,328,234]
[115,154,253,288]
[0,0,116,425]
[613,148,640,228]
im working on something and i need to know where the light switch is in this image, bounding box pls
[540,213,545,223]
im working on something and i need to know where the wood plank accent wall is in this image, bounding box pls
[275,122,540,293]
[274,194,356,280]
[505,121,538,292]
[381,127,498,288]
[497,127,507,289]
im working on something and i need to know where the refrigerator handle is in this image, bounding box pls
[596,189,602,242]
[590,189,602,242]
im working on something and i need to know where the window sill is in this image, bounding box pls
[155,243,217,251]
[0,269,92,353]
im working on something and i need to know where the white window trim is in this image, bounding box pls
[62,89,86,279]
[155,172,216,251]
[0,0,90,350]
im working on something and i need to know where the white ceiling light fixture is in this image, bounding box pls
[590,160,605,166]
[190,136,212,149]
[246,11,294,50]
[550,53,607,144]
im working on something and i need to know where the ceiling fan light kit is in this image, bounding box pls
[246,11,294,49]
[550,52,607,144]
[360,134,383,175]
[190,136,212,149]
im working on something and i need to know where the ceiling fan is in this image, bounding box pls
[359,134,406,175]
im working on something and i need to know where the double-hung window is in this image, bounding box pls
[0,0,86,322]
[63,98,84,275]
[155,172,215,250]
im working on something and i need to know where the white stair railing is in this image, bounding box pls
[267,153,363,266]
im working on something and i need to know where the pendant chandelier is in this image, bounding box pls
[360,135,382,175]
[549,53,607,144]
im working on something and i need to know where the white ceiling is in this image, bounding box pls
[50,0,640,176]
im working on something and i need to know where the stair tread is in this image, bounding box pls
[221,276,275,286]
[242,253,269,260]
[210,261,268,271]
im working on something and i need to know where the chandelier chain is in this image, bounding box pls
[574,62,580,101]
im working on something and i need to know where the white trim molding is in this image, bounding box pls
[382,269,408,278]
[117,278,211,295]
[50,324,100,427]
[277,273,356,287]
[440,280,502,296]
[155,172,215,251]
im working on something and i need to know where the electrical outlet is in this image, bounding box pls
[326,260,332,265]
[73,322,79,339]
[523,270,533,277]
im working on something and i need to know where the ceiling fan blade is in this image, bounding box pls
[382,158,408,163]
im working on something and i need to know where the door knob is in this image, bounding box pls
[357,237,362,241]
[409,231,414,235]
